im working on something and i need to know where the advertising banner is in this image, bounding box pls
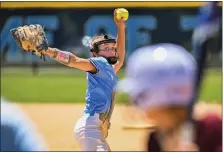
[1,7,221,65]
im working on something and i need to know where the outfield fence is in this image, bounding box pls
[1,2,222,68]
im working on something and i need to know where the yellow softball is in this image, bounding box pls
[116,8,129,21]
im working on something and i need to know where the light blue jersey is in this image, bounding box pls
[84,57,118,120]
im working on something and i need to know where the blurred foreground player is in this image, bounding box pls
[118,43,222,152]
[1,97,47,151]
[118,2,221,152]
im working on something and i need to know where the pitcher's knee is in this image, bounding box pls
[73,124,82,141]
[79,138,110,151]
[97,145,110,151]
[73,128,80,141]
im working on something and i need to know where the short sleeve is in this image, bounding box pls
[88,57,108,74]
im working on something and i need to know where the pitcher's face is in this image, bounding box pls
[97,42,118,58]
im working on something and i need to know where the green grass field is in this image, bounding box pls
[1,67,222,104]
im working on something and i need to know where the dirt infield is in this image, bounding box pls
[17,103,222,151]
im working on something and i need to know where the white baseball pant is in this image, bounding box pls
[74,113,111,151]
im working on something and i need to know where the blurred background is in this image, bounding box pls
[1,1,222,104]
[0,1,222,151]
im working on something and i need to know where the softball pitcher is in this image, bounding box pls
[10,9,126,151]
